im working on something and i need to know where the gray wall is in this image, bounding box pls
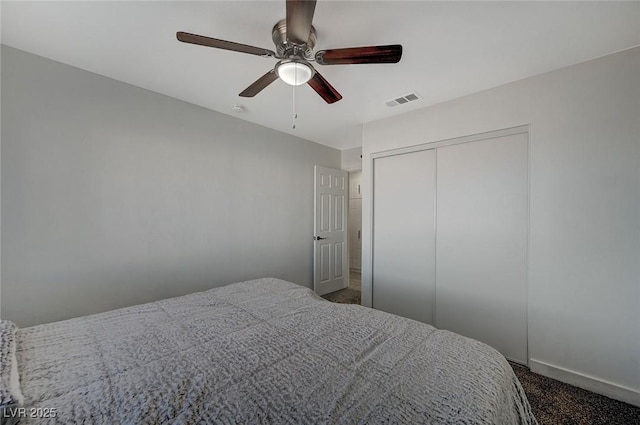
[341,146,362,172]
[1,46,341,327]
[362,47,640,405]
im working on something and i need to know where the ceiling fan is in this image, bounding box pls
[177,0,402,104]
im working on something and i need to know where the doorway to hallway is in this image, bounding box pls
[322,170,362,305]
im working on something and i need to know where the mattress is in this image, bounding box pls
[11,278,537,424]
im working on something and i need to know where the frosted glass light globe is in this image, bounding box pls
[276,61,313,86]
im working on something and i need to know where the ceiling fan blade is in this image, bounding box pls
[286,0,317,44]
[307,70,342,104]
[177,32,275,57]
[239,70,279,97]
[315,45,403,65]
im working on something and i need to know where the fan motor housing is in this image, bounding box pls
[272,19,316,59]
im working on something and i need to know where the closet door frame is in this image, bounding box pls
[369,124,531,363]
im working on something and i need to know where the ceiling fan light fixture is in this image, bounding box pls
[275,60,314,86]
[177,0,402,104]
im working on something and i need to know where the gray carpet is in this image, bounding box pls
[321,270,362,304]
[322,273,640,424]
[321,287,361,304]
[510,363,640,425]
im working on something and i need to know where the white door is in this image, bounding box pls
[372,150,437,325]
[314,166,348,296]
[435,133,528,364]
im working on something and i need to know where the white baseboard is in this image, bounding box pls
[529,359,640,407]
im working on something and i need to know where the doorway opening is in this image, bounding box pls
[348,170,362,289]
[322,170,362,304]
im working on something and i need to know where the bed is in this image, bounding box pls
[1,278,537,424]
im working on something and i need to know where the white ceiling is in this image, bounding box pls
[2,1,639,150]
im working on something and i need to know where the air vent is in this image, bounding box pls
[385,92,422,107]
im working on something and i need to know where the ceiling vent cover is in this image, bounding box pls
[385,92,422,107]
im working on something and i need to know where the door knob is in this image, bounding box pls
[313,236,326,241]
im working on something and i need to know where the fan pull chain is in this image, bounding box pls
[292,83,297,129]
[292,65,298,129]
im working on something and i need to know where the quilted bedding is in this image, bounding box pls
[14,278,537,424]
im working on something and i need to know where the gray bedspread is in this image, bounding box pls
[16,278,537,424]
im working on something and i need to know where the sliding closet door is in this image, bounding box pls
[372,150,436,324]
[435,133,528,364]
